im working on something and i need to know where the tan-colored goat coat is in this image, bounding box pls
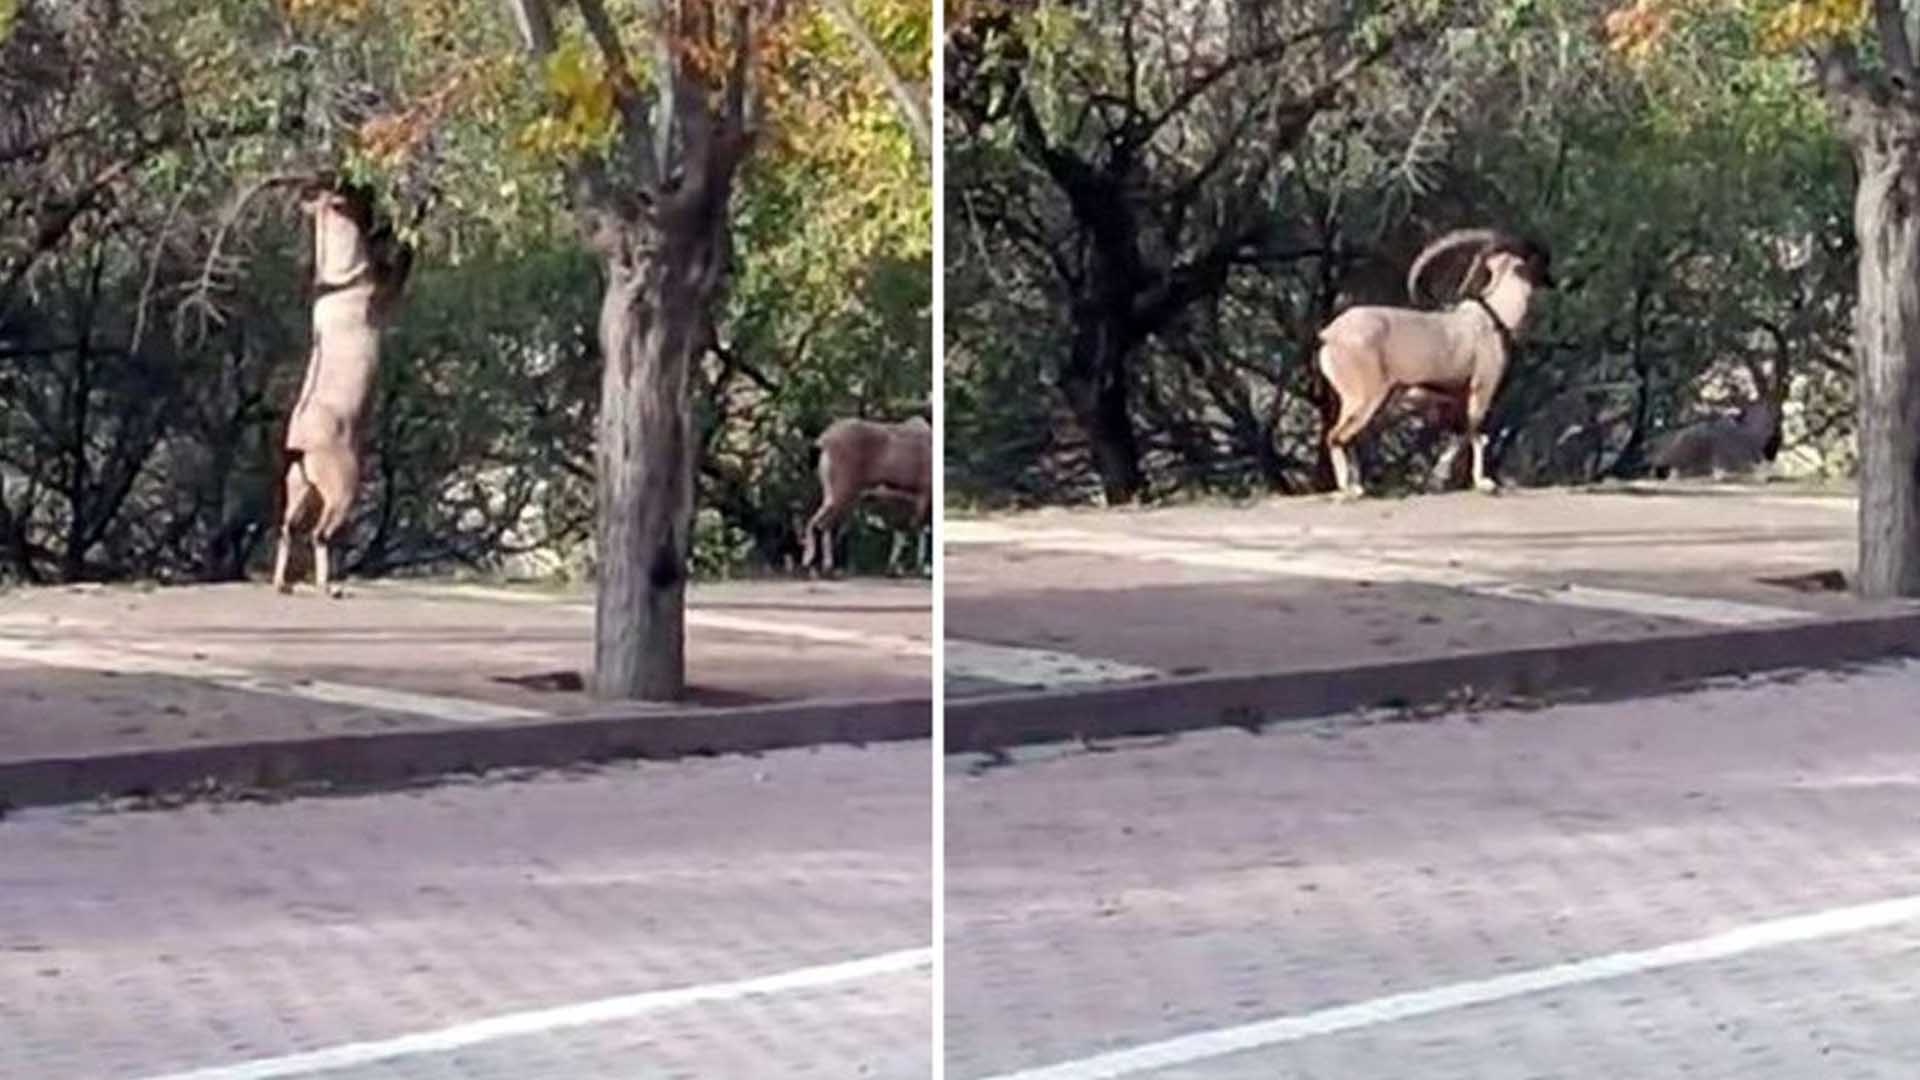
[802,416,932,574]
[1317,248,1543,496]
[273,191,402,597]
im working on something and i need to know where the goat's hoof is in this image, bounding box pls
[1474,479,1499,494]
[326,585,345,599]
[274,582,292,595]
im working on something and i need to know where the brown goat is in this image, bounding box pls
[801,416,932,575]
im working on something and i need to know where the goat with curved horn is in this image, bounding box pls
[1315,226,1555,497]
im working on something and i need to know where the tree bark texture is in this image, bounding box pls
[1816,30,1920,597]
[591,210,723,700]
[1061,311,1146,504]
[501,0,761,699]
[1852,139,1920,596]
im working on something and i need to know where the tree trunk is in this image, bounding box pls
[591,222,710,700]
[1061,313,1145,504]
[1852,142,1920,596]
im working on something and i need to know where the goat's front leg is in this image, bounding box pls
[1469,439,1494,492]
[1465,384,1498,494]
[273,529,295,593]
[313,537,334,597]
[886,529,907,576]
[1328,443,1363,499]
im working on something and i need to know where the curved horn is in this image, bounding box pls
[1406,228,1502,305]
[1459,247,1495,299]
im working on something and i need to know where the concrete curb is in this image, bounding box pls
[0,694,930,809]
[945,612,1920,753]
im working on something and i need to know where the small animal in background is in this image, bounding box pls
[802,415,932,576]
[1649,400,1779,479]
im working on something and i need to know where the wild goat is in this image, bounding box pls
[1650,400,1778,479]
[272,187,408,597]
[801,416,932,576]
[1317,228,1555,497]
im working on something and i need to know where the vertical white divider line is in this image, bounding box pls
[928,5,950,1077]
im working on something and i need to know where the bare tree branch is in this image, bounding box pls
[1876,0,1915,85]
[176,172,316,344]
[1131,22,1344,152]
[502,0,556,53]
[821,0,931,164]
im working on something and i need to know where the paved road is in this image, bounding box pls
[1,743,931,1079]
[945,660,1920,1079]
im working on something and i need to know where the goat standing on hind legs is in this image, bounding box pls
[272,185,411,597]
[1317,228,1555,498]
[801,417,932,577]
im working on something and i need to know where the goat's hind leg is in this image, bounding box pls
[305,448,360,598]
[274,460,318,593]
[1325,394,1387,500]
[799,518,818,575]
[803,501,844,579]
[916,495,932,577]
[1465,381,1499,494]
[1318,345,1389,499]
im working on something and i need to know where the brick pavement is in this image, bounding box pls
[945,660,1920,1078]
[0,741,932,1079]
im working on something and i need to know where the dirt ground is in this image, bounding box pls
[944,482,1914,696]
[0,576,930,764]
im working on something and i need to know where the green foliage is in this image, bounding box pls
[948,0,1857,504]
[0,0,929,583]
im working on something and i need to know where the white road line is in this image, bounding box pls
[945,639,1162,687]
[138,946,932,1080]
[372,581,936,658]
[979,894,1920,1080]
[0,636,544,723]
[946,521,1809,626]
